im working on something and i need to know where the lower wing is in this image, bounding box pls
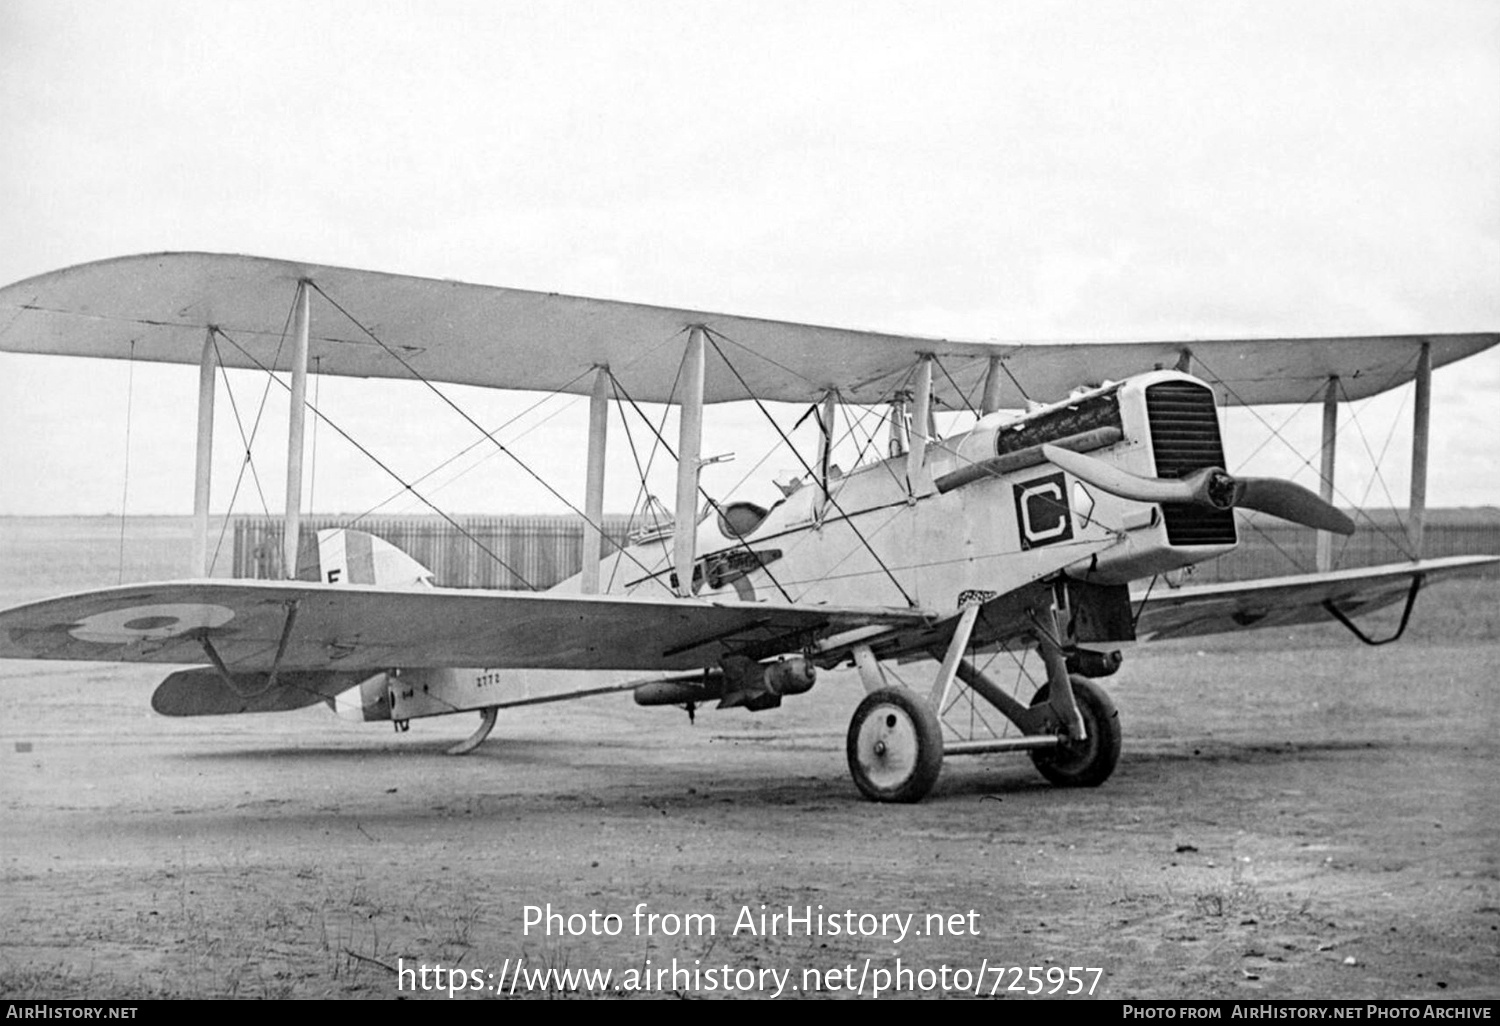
[0,580,928,672]
[1131,555,1498,642]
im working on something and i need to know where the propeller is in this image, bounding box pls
[1040,444,1356,536]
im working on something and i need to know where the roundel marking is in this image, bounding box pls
[69,603,236,644]
[122,615,179,630]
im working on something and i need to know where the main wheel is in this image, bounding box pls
[846,687,944,803]
[1028,676,1121,787]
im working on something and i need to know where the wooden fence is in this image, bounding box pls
[233,514,639,590]
[1193,508,1500,583]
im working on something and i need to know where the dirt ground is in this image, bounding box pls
[1,568,1497,1000]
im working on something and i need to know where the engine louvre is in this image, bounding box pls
[1144,381,1238,546]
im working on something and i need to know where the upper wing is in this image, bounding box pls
[2,252,1494,405]
[1132,555,1499,641]
[0,580,929,672]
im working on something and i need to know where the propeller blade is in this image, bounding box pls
[1232,478,1356,535]
[1040,444,1357,536]
[1039,445,1200,504]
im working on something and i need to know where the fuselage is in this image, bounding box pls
[575,369,1238,614]
[377,368,1241,722]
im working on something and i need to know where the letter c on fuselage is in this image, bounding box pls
[1012,471,1073,550]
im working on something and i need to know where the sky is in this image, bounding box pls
[1,0,1497,526]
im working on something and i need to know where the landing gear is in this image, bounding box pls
[839,585,1128,802]
[1028,677,1121,787]
[846,687,944,803]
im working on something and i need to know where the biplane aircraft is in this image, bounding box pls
[1,253,1495,801]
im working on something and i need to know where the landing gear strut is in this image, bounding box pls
[840,586,1127,801]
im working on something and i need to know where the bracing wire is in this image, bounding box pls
[931,355,979,419]
[998,359,1033,404]
[1196,347,1423,568]
[305,282,664,584]
[211,325,540,590]
[607,366,683,585]
[208,332,277,575]
[606,369,795,603]
[1333,374,1417,561]
[205,288,298,573]
[1330,392,1405,565]
[342,365,596,526]
[703,329,917,608]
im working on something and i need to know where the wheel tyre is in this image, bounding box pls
[846,687,944,803]
[1029,676,1121,787]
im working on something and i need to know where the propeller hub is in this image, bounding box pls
[1204,470,1237,510]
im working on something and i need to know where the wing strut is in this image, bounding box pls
[1316,376,1338,572]
[673,327,706,596]
[980,355,1004,415]
[282,281,312,579]
[581,366,610,594]
[1409,341,1432,557]
[191,326,216,577]
[907,355,933,493]
[816,391,837,518]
